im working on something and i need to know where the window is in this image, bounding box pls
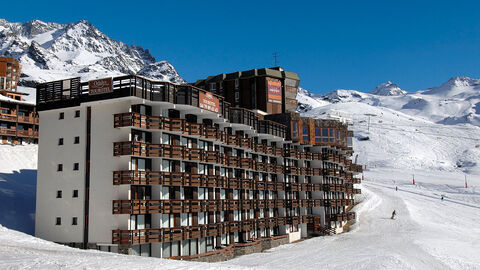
[209,82,216,91]
[315,128,322,142]
[59,112,64,120]
[292,122,298,138]
[57,164,63,171]
[302,126,309,141]
[72,217,78,225]
[58,138,64,145]
[235,91,240,102]
[73,163,79,171]
[322,128,329,142]
[74,136,80,144]
[56,190,62,198]
[55,217,61,225]
[73,190,78,198]
[234,79,239,88]
[75,110,80,118]
[329,128,335,142]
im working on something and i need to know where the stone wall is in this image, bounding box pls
[183,235,289,263]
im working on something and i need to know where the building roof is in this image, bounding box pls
[193,67,300,86]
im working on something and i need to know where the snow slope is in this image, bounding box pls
[0,225,246,270]
[0,144,37,235]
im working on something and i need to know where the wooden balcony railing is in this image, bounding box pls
[112,217,295,245]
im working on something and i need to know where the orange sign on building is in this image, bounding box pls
[267,77,282,104]
[199,91,220,113]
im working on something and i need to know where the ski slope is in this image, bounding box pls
[0,167,478,269]
[1,77,480,268]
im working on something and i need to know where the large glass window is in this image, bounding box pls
[292,122,298,138]
[302,126,309,141]
[315,128,322,142]
[329,128,335,142]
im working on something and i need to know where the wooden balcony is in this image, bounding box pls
[203,126,219,139]
[350,164,363,173]
[185,122,203,136]
[283,148,298,159]
[285,166,299,175]
[239,158,253,169]
[17,115,39,124]
[239,137,252,149]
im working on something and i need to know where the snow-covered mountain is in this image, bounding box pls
[299,77,480,126]
[0,19,185,85]
[370,81,407,96]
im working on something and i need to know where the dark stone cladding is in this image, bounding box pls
[179,236,289,262]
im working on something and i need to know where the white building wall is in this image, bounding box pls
[88,99,132,243]
[35,107,86,243]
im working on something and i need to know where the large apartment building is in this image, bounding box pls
[0,57,38,144]
[35,70,361,261]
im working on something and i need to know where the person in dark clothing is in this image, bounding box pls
[391,210,396,219]
[441,195,444,201]
[395,186,398,191]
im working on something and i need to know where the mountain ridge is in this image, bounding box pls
[0,18,185,86]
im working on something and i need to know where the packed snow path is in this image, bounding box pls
[1,171,478,269]
[223,173,480,270]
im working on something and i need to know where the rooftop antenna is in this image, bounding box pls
[273,52,279,66]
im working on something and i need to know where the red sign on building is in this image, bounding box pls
[199,91,220,113]
[267,77,282,104]
[89,78,112,95]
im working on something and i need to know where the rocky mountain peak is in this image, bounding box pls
[370,81,407,96]
[442,76,480,88]
[0,18,183,87]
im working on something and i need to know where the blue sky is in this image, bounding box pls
[1,0,479,94]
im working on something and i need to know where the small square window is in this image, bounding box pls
[72,217,78,225]
[59,112,64,120]
[55,217,61,225]
[57,164,63,171]
[75,110,80,118]
[58,138,64,145]
[74,136,80,144]
[73,163,79,171]
[56,190,62,198]
[73,190,78,198]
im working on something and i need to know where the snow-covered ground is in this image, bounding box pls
[0,144,37,235]
[0,167,478,269]
[1,75,480,268]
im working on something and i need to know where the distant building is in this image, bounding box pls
[0,57,38,144]
[35,70,361,261]
[193,67,299,114]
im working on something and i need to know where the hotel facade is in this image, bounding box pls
[0,57,38,145]
[35,68,362,261]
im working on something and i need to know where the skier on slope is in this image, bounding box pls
[391,210,396,219]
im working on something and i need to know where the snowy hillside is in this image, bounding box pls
[0,144,37,235]
[0,19,185,85]
[299,76,480,126]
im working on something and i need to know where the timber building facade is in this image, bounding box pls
[0,57,38,144]
[35,68,362,261]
